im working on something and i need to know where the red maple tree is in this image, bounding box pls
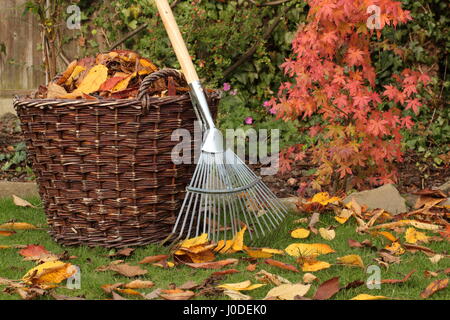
[270,0,430,190]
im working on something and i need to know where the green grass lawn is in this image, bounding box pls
[0,196,448,300]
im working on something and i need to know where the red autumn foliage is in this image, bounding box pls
[270,0,430,190]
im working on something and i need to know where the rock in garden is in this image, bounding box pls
[343,184,408,215]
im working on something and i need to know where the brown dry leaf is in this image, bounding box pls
[378,251,401,264]
[46,83,68,99]
[336,254,364,268]
[380,270,416,284]
[420,278,448,299]
[346,198,362,216]
[246,264,257,272]
[255,270,291,286]
[152,260,175,269]
[50,293,86,300]
[211,269,240,277]
[184,258,238,269]
[313,277,340,300]
[178,280,198,290]
[101,283,124,294]
[319,227,336,240]
[223,289,252,300]
[139,254,169,264]
[105,263,148,277]
[159,289,195,300]
[308,212,320,234]
[429,254,444,264]
[265,283,310,300]
[125,280,154,289]
[424,270,439,278]
[110,248,135,258]
[264,258,299,273]
[111,292,128,300]
[303,273,318,284]
[0,222,37,230]
[290,228,310,239]
[403,243,435,255]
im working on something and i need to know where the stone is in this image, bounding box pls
[343,184,408,215]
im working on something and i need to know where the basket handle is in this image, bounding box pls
[137,68,186,101]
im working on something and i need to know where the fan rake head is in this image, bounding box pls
[171,149,288,243]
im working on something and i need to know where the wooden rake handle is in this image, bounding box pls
[154,0,199,84]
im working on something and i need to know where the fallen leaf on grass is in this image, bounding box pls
[0,230,15,237]
[285,243,335,257]
[420,278,448,299]
[265,283,310,300]
[255,270,291,286]
[371,231,398,242]
[139,254,169,264]
[50,293,86,300]
[217,280,264,291]
[232,226,247,251]
[211,269,240,277]
[152,260,175,268]
[116,288,142,296]
[319,227,335,240]
[384,241,405,256]
[22,261,76,287]
[264,259,299,273]
[159,289,195,300]
[101,263,147,277]
[301,260,331,272]
[178,280,198,290]
[424,270,439,278]
[309,192,340,206]
[377,251,401,264]
[144,288,162,300]
[303,273,318,284]
[184,258,238,269]
[223,289,252,300]
[246,264,257,272]
[405,227,429,244]
[111,291,128,300]
[308,212,320,234]
[0,222,37,230]
[290,228,310,239]
[245,248,272,259]
[336,254,364,268]
[109,248,135,258]
[125,280,154,289]
[403,243,435,255]
[12,195,36,208]
[101,283,124,294]
[313,277,340,300]
[380,270,416,284]
[19,245,49,259]
[335,208,352,224]
[429,254,444,264]
[351,294,389,300]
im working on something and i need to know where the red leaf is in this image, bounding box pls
[313,277,340,300]
[99,77,127,92]
[19,245,49,259]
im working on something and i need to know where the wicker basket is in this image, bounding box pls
[14,69,218,248]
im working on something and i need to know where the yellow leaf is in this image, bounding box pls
[179,233,209,249]
[405,227,429,244]
[223,289,252,300]
[351,294,389,300]
[285,243,335,257]
[384,241,405,256]
[217,280,264,291]
[214,240,236,254]
[301,260,331,272]
[337,254,364,268]
[302,273,318,283]
[185,250,216,263]
[371,231,397,242]
[407,220,440,231]
[63,64,108,98]
[112,72,136,92]
[232,226,247,251]
[261,248,284,255]
[335,208,352,224]
[22,261,76,285]
[245,248,273,259]
[46,83,68,99]
[319,227,336,240]
[265,283,311,300]
[0,222,37,230]
[65,65,86,86]
[290,228,310,239]
[309,192,340,205]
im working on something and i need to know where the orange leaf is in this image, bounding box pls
[19,245,49,259]
[264,259,299,273]
[420,278,449,299]
[184,258,238,269]
[381,270,416,284]
[139,255,168,264]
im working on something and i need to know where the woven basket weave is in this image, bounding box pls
[14,69,218,248]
